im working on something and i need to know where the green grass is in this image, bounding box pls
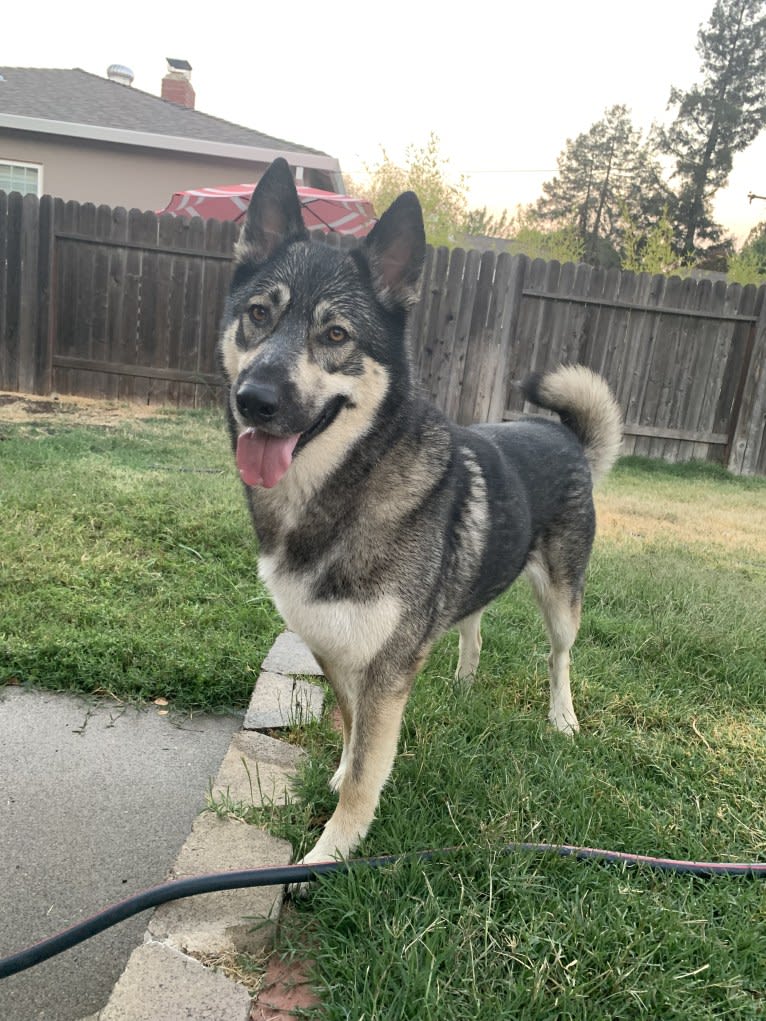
[0,408,280,710]
[3,407,766,1016]
[252,462,766,1020]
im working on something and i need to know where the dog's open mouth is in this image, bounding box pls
[237,396,346,489]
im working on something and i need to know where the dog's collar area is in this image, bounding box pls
[295,395,347,454]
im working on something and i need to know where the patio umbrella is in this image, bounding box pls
[159,183,376,237]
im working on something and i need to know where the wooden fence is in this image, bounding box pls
[411,247,766,474]
[1,190,765,475]
[0,190,238,407]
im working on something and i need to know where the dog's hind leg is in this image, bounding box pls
[525,552,583,736]
[455,610,483,684]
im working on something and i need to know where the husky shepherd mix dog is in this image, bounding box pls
[218,158,622,868]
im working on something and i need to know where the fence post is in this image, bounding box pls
[727,284,766,475]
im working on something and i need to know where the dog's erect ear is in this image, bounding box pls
[234,158,308,265]
[363,192,426,309]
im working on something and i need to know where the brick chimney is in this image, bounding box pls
[161,58,195,109]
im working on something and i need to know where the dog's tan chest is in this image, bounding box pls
[258,554,402,673]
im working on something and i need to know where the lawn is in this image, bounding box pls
[0,394,280,710]
[2,396,766,1017]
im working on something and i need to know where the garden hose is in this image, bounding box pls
[2,841,765,979]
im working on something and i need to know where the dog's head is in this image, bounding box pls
[218,158,426,490]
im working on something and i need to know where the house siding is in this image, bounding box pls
[0,129,337,212]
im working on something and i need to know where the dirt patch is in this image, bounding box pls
[596,491,766,559]
[0,390,168,427]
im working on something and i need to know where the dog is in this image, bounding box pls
[217,158,622,868]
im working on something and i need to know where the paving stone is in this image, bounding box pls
[231,729,306,769]
[243,671,324,731]
[260,631,323,676]
[210,731,304,806]
[98,941,251,1021]
[148,814,291,957]
[252,953,321,1019]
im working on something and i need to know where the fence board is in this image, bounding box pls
[583,267,617,379]
[442,248,482,419]
[428,247,465,417]
[162,215,190,406]
[619,273,661,454]
[677,278,713,462]
[417,246,451,403]
[729,290,766,474]
[178,216,206,406]
[689,279,730,461]
[30,194,55,395]
[466,251,511,424]
[2,192,24,393]
[103,206,130,400]
[86,204,112,398]
[713,284,748,451]
[74,202,98,398]
[457,250,497,424]
[486,253,528,423]
[0,192,8,389]
[640,274,684,460]
[718,285,758,466]
[52,200,79,396]
[16,193,41,392]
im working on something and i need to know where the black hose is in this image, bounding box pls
[2,842,765,979]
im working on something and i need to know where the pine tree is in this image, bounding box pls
[532,106,667,265]
[659,0,766,256]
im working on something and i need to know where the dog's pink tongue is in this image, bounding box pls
[236,430,300,488]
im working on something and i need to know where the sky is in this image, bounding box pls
[4,0,766,244]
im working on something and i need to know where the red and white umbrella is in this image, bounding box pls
[159,183,376,238]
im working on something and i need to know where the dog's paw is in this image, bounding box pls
[548,709,580,736]
[286,850,339,899]
[454,666,477,689]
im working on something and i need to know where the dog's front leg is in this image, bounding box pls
[300,684,411,866]
[328,688,352,792]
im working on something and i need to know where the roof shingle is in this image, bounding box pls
[0,67,326,156]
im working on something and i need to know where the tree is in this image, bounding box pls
[461,205,515,240]
[621,208,688,276]
[532,105,667,266]
[353,133,470,248]
[658,0,766,256]
[355,133,585,260]
[728,220,766,282]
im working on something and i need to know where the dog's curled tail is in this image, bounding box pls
[522,365,623,484]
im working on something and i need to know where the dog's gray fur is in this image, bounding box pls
[218,159,623,866]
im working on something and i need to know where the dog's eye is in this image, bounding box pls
[248,304,269,324]
[326,325,348,344]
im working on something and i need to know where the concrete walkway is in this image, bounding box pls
[0,631,325,1021]
[0,687,240,1021]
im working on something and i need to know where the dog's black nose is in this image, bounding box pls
[236,382,279,422]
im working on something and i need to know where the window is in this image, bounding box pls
[0,161,42,196]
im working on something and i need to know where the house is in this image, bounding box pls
[0,60,344,212]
